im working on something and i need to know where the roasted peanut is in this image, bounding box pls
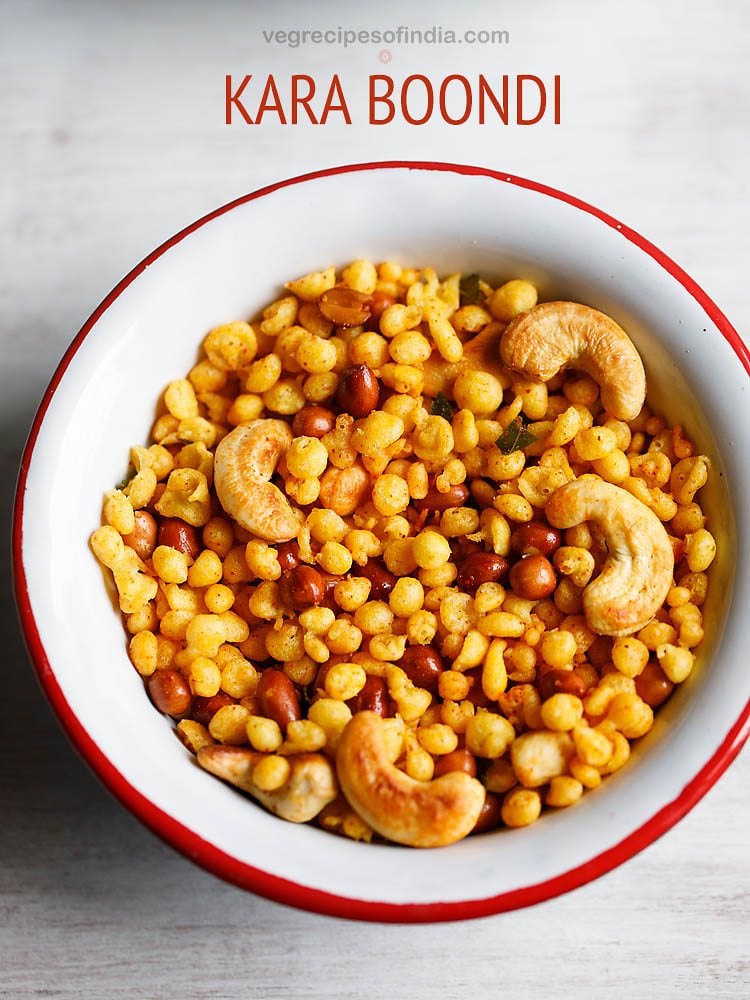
[123,510,157,560]
[147,669,192,718]
[279,565,325,610]
[276,539,301,572]
[257,669,302,731]
[433,748,478,779]
[354,559,397,601]
[537,668,589,701]
[192,692,236,727]
[367,290,397,326]
[319,462,371,516]
[351,675,390,717]
[292,405,337,438]
[510,522,562,557]
[319,286,373,326]
[471,793,504,834]
[412,482,470,513]
[157,518,200,560]
[456,552,510,591]
[400,645,444,693]
[635,661,675,708]
[509,555,557,600]
[336,364,380,418]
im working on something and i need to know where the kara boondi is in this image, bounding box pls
[225,74,561,126]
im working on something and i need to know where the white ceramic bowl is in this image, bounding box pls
[14,162,750,922]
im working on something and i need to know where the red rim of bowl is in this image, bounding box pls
[12,161,750,923]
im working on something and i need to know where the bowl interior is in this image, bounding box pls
[18,165,749,915]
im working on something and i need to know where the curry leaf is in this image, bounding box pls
[496,417,538,455]
[430,391,454,421]
[459,272,482,306]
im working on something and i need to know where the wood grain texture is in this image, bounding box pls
[1,1,748,997]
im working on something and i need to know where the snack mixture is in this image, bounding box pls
[90,261,716,847]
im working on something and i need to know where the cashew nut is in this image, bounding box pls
[545,479,674,637]
[213,420,299,542]
[197,746,338,823]
[336,711,486,847]
[500,302,646,421]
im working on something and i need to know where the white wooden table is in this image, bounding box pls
[2,2,748,997]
